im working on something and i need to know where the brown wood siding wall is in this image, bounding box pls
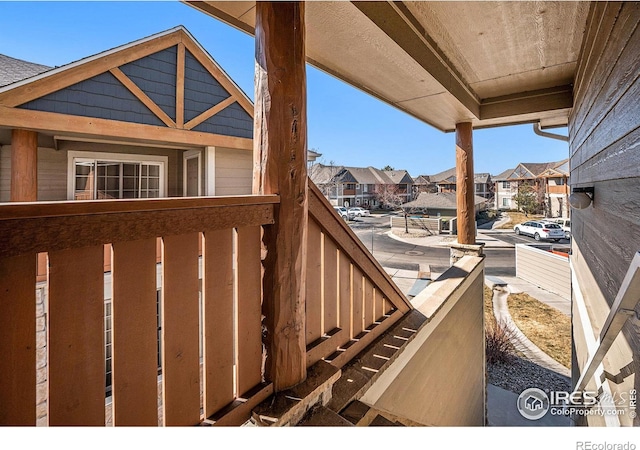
[569,2,640,425]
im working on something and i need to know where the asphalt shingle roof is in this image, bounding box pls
[0,54,52,87]
[402,192,487,210]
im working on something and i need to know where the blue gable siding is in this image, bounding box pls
[120,46,177,121]
[193,101,253,139]
[184,50,231,122]
[18,71,165,127]
[16,46,253,139]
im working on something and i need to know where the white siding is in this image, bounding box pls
[214,147,252,195]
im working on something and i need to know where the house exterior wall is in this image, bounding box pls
[213,147,252,195]
[495,180,518,210]
[0,141,183,201]
[569,2,640,426]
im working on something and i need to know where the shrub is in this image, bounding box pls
[486,320,516,365]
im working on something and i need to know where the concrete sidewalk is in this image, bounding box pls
[386,230,513,249]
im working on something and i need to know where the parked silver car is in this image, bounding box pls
[513,220,565,241]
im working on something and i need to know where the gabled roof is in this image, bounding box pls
[310,164,415,187]
[384,170,413,185]
[0,54,52,87]
[345,167,393,185]
[402,192,487,210]
[413,175,432,185]
[429,167,457,183]
[430,167,491,184]
[0,26,254,148]
[493,168,515,181]
[507,160,569,180]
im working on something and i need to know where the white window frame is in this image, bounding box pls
[67,151,168,200]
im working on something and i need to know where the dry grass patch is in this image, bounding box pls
[484,285,495,329]
[497,212,544,229]
[507,292,571,368]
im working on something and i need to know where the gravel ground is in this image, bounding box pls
[488,356,571,394]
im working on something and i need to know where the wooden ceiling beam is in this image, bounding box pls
[480,85,574,120]
[352,1,480,119]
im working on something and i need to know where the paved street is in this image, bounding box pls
[348,215,520,279]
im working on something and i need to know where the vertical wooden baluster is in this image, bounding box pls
[339,253,352,344]
[48,246,104,426]
[324,237,338,333]
[202,229,235,418]
[306,219,322,345]
[161,233,200,426]
[236,226,262,396]
[364,278,374,329]
[352,267,364,337]
[374,288,384,322]
[0,254,36,425]
[112,239,158,426]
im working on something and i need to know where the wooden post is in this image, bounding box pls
[11,129,38,202]
[254,1,308,391]
[455,122,475,245]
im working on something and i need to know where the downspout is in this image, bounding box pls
[533,122,568,142]
[533,122,569,217]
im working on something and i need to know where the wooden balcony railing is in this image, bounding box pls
[547,185,569,194]
[0,184,413,427]
[306,183,412,368]
[0,195,277,426]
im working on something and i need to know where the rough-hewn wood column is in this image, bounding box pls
[450,122,483,265]
[455,122,475,245]
[11,129,38,201]
[254,1,307,391]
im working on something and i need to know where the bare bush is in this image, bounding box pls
[486,320,516,365]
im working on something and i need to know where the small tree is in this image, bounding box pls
[374,183,403,210]
[381,165,395,171]
[512,182,543,216]
[374,184,411,232]
[309,159,341,203]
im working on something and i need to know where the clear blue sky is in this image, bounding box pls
[1,1,570,177]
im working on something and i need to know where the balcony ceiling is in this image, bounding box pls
[185,1,590,132]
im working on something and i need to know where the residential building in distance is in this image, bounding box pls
[494,159,569,217]
[428,167,494,201]
[309,163,413,208]
[411,174,437,195]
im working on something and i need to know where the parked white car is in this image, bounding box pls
[333,206,351,221]
[513,220,565,241]
[549,218,571,239]
[348,207,370,217]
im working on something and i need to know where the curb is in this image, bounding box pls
[487,279,570,378]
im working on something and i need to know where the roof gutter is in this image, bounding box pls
[533,122,569,142]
